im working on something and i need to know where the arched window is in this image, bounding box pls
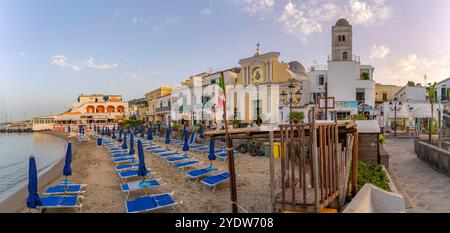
[107,106,115,113]
[342,35,346,42]
[86,105,95,113]
[96,105,105,113]
[117,106,125,113]
[343,52,348,60]
[338,35,341,42]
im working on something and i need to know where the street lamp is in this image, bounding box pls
[389,97,402,137]
[280,80,302,123]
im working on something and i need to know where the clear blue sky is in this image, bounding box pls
[1,0,449,122]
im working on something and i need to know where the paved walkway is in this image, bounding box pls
[384,138,450,213]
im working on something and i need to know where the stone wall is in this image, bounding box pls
[415,140,450,177]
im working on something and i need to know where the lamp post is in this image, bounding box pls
[389,97,402,137]
[280,80,302,123]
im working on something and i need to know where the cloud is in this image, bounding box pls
[50,55,83,72]
[147,70,161,76]
[369,45,390,59]
[131,17,145,24]
[51,55,117,72]
[376,54,450,85]
[84,58,117,69]
[201,8,213,16]
[234,0,393,42]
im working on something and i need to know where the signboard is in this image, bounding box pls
[335,101,358,110]
[318,97,335,109]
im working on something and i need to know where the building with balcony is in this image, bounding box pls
[128,98,148,121]
[144,86,172,122]
[53,94,128,124]
[309,18,376,120]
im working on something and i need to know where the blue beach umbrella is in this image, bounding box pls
[67,125,71,133]
[27,155,41,209]
[157,122,161,133]
[94,125,96,131]
[118,127,123,142]
[208,139,216,167]
[63,143,72,178]
[147,127,153,140]
[97,137,102,146]
[199,125,204,139]
[112,128,116,139]
[107,127,111,137]
[122,133,128,149]
[127,127,131,134]
[140,125,145,138]
[182,128,189,153]
[134,126,138,136]
[165,127,171,144]
[137,140,148,179]
[129,133,135,155]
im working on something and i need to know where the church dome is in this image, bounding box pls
[336,18,350,26]
[288,61,307,74]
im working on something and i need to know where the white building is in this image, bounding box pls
[309,18,376,120]
[395,86,428,103]
[436,77,450,104]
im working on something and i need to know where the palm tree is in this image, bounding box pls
[427,82,436,143]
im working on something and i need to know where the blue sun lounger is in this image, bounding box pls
[43,184,87,195]
[153,148,172,154]
[174,160,201,173]
[39,195,83,213]
[145,146,163,151]
[116,163,138,172]
[121,179,163,199]
[193,147,209,152]
[113,156,136,164]
[201,172,230,192]
[119,169,152,182]
[158,151,180,158]
[166,155,190,163]
[186,167,219,183]
[112,153,131,158]
[216,151,239,160]
[125,192,178,213]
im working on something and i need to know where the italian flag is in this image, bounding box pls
[217,75,225,107]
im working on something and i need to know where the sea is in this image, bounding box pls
[0,132,67,203]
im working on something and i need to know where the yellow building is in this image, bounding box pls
[145,86,172,122]
[234,45,308,123]
[375,84,402,103]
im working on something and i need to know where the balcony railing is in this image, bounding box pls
[156,106,171,112]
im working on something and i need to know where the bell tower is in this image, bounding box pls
[331,18,352,61]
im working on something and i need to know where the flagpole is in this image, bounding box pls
[220,71,238,213]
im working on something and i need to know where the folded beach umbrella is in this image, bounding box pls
[137,140,148,179]
[122,132,128,149]
[118,127,123,142]
[199,125,204,139]
[140,125,145,138]
[63,142,72,178]
[147,126,153,140]
[182,128,189,154]
[67,125,71,133]
[127,127,131,134]
[107,127,111,138]
[157,122,161,133]
[94,125,96,131]
[129,133,135,155]
[134,126,138,136]
[112,128,116,139]
[27,155,41,210]
[165,127,171,144]
[208,139,216,167]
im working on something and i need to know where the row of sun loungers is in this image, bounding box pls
[101,136,179,213]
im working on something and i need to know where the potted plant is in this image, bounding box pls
[289,112,305,124]
[232,118,241,128]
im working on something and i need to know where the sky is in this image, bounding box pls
[1,0,449,122]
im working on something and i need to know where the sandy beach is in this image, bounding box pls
[19,132,274,213]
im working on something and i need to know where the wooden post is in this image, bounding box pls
[269,130,275,213]
[311,107,320,212]
[352,128,359,196]
[220,71,238,213]
[334,112,341,209]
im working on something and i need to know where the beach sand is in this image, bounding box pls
[22,133,274,213]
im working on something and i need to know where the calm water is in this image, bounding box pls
[0,133,67,202]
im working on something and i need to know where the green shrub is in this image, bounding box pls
[289,112,305,123]
[350,114,367,121]
[357,161,391,192]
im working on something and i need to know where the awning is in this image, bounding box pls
[387,109,410,118]
[412,106,433,118]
